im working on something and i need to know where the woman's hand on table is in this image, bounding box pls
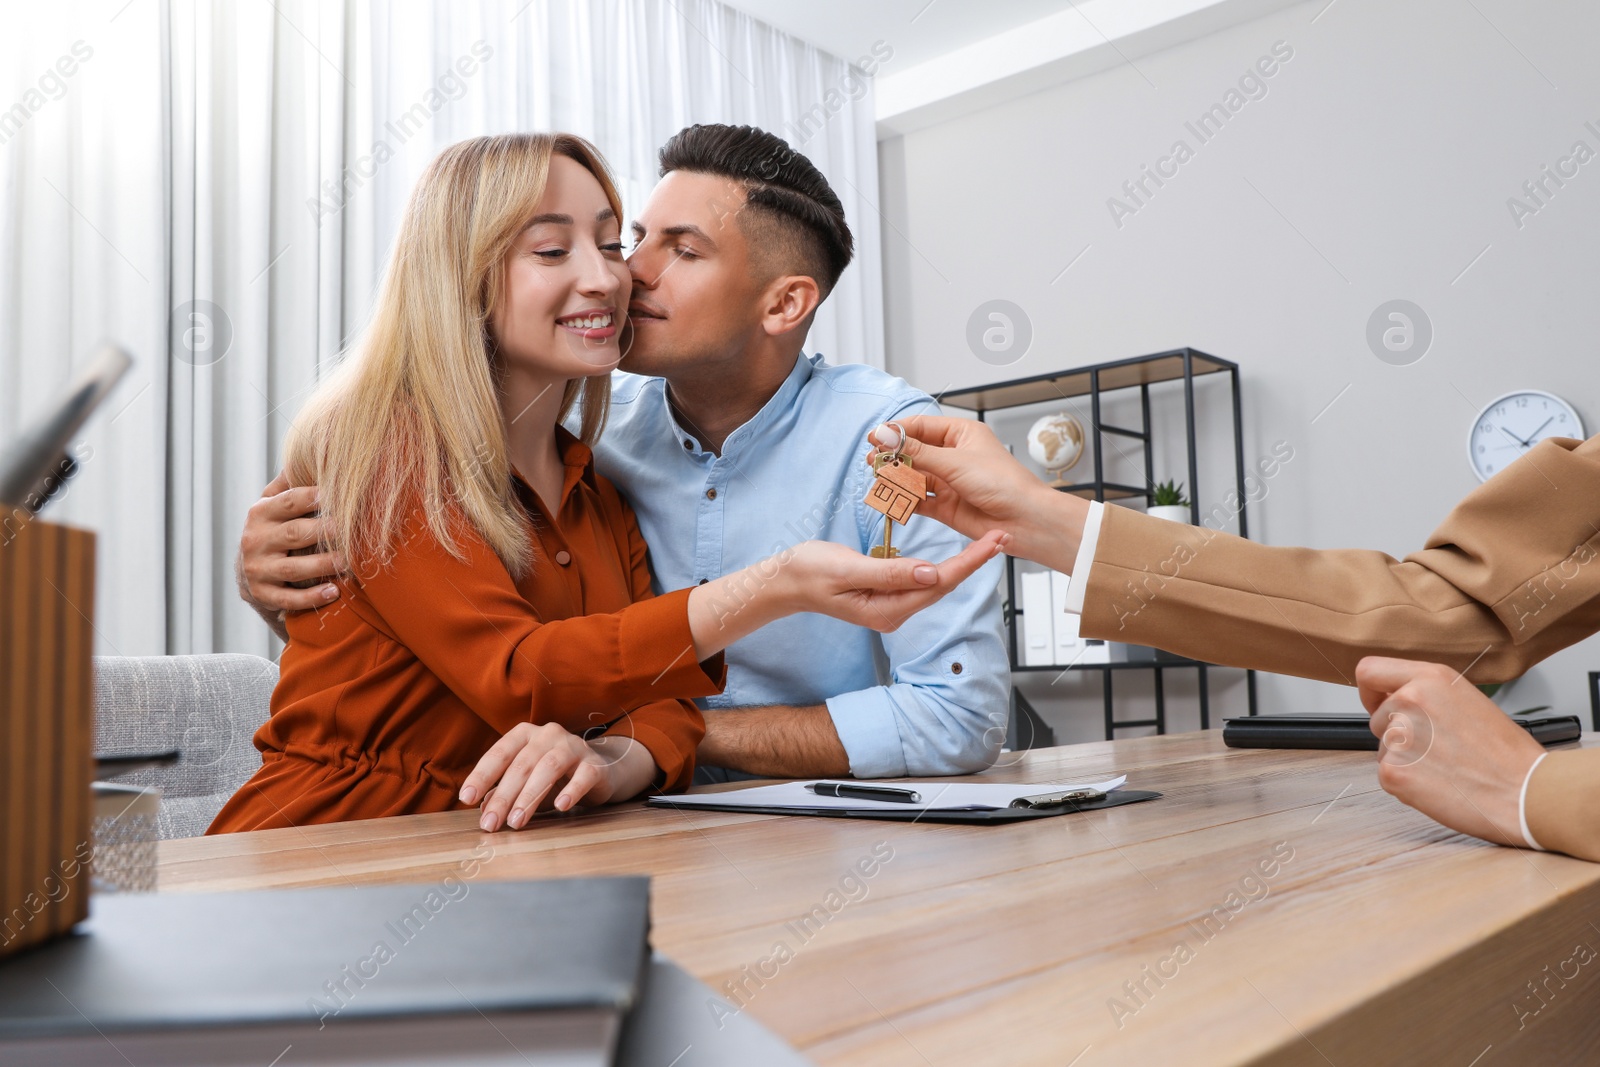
[1357,656,1546,848]
[460,722,658,831]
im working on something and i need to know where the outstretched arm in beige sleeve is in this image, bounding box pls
[1078,435,1600,685]
[874,419,1600,687]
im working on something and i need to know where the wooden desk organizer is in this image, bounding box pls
[1,517,95,958]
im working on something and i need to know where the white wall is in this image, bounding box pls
[880,0,1600,742]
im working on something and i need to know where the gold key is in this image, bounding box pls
[865,443,926,558]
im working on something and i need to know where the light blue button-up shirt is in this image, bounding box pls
[586,353,1010,778]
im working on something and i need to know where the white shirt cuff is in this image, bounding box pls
[1519,751,1550,851]
[1062,500,1104,615]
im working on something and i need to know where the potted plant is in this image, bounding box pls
[1147,479,1191,524]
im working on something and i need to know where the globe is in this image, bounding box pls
[1026,412,1084,485]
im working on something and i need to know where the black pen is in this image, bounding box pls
[806,782,922,804]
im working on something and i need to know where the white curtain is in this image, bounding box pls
[0,0,884,659]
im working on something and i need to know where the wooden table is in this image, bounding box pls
[157,731,1600,1065]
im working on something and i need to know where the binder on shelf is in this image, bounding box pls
[1077,638,1130,665]
[1018,569,1133,668]
[1050,571,1081,664]
[1020,570,1055,667]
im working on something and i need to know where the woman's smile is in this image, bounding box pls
[556,307,618,340]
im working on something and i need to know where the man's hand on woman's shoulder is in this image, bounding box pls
[236,472,344,634]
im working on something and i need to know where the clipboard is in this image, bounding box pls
[647,775,1162,824]
[648,789,1162,824]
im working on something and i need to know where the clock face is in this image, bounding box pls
[1468,390,1584,482]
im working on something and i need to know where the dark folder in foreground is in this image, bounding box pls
[0,877,648,1066]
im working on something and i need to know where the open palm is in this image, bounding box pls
[791,532,1006,633]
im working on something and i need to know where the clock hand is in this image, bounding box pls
[1524,416,1553,443]
[1497,425,1530,450]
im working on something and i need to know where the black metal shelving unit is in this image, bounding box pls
[941,347,1260,745]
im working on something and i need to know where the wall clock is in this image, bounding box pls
[1468,390,1584,482]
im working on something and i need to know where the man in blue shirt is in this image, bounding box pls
[237,124,1009,780]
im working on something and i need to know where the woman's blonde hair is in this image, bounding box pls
[285,133,623,580]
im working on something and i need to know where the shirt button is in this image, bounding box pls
[683,439,693,450]
[554,550,572,566]
[698,578,708,585]
[951,662,964,675]
[706,487,717,500]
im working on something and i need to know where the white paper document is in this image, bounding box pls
[650,776,1127,813]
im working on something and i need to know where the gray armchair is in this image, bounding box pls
[92,654,277,839]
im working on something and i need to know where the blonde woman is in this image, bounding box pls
[210,134,1003,835]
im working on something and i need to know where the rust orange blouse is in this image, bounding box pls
[208,431,721,834]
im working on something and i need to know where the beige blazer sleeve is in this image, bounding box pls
[1079,434,1600,685]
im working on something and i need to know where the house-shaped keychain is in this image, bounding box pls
[865,457,925,525]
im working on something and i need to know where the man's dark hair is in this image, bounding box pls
[659,124,854,298]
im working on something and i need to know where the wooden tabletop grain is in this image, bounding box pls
[156,731,1600,1066]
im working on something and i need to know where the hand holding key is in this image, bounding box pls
[867,416,1086,574]
[864,422,928,558]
